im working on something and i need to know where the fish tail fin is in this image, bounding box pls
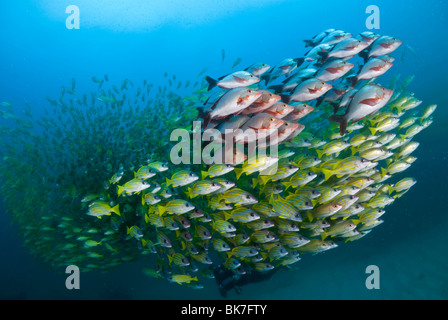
[186,187,193,199]
[202,113,212,129]
[192,276,198,282]
[359,50,369,63]
[381,167,388,177]
[268,84,285,94]
[201,170,208,180]
[234,168,244,180]
[259,175,270,185]
[134,171,137,179]
[112,204,120,216]
[165,177,172,187]
[369,127,378,136]
[260,73,270,86]
[141,239,147,248]
[331,102,340,114]
[306,212,314,222]
[386,159,393,166]
[144,213,149,224]
[157,205,166,216]
[281,181,291,191]
[294,57,305,68]
[205,76,218,91]
[321,232,328,241]
[224,212,231,221]
[226,252,233,258]
[352,219,361,225]
[399,134,407,141]
[117,185,124,197]
[328,114,348,136]
[317,51,329,62]
[350,147,358,156]
[394,105,403,115]
[321,168,334,181]
[388,184,395,195]
[280,94,292,104]
[252,178,259,189]
[303,39,314,47]
[167,254,173,266]
[316,149,324,159]
[142,195,146,206]
[126,226,130,235]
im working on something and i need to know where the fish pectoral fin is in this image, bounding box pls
[359,98,378,106]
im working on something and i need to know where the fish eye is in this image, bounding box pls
[269,118,274,121]
[308,172,313,176]
[321,82,325,85]
[306,202,312,206]
[250,213,255,217]
[247,89,252,93]
[250,74,253,77]
[245,195,251,199]
[269,93,272,97]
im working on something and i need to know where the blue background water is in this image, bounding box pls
[0,0,447,299]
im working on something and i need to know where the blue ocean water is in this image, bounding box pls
[0,0,447,300]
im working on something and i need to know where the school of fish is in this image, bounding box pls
[0,29,436,290]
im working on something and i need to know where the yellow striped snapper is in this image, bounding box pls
[186,180,223,198]
[117,178,151,197]
[217,188,258,206]
[224,207,260,223]
[297,239,338,254]
[321,220,357,240]
[166,170,198,187]
[158,199,195,215]
[86,201,120,218]
[134,165,156,179]
[280,232,310,248]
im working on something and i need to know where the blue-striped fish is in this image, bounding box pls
[117,179,151,197]
[166,170,198,187]
[86,201,120,218]
[279,232,310,248]
[233,155,279,180]
[158,199,195,215]
[226,246,259,258]
[186,180,223,198]
[201,164,234,179]
[224,207,260,223]
[217,188,258,206]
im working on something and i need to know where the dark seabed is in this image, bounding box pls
[0,0,447,300]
